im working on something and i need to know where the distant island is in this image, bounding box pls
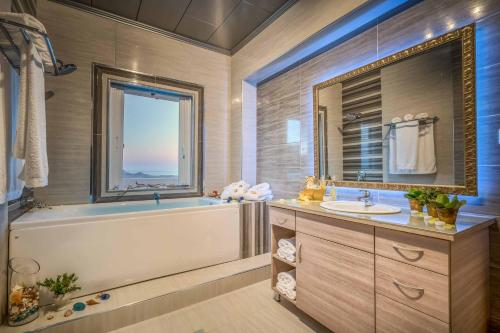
[122,170,173,179]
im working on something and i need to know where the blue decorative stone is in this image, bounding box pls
[238,197,244,202]
[73,302,86,311]
[99,293,110,301]
[227,197,232,203]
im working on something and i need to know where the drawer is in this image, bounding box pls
[376,255,449,322]
[269,207,295,230]
[296,212,374,252]
[376,294,449,333]
[376,228,449,275]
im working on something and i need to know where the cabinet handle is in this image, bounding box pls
[276,217,288,225]
[393,279,425,299]
[392,242,424,261]
[297,242,302,263]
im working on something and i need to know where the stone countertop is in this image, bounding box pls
[268,200,497,241]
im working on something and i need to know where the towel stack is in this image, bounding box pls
[276,269,296,300]
[220,181,273,201]
[277,237,296,263]
[244,183,273,201]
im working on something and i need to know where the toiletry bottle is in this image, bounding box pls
[330,177,337,201]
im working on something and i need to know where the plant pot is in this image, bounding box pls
[52,293,72,310]
[426,202,439,218]
[436,207,459,225]
[408,199,424,212]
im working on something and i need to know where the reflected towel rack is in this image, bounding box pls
[384,116,439,129]
[0,17,76,76]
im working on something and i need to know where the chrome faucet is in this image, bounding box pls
[153,192,161,205]
[357,189,373,207]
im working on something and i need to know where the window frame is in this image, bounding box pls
[91,64,204,203]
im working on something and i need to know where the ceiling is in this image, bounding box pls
[57,0,296,54]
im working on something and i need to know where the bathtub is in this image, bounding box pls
[9,197,242,299]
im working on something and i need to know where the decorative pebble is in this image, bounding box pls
[86,299,99,306]
[46,313,54,320]
[73,302,86,311]
[97,293,110,301]
[64,309,73,317]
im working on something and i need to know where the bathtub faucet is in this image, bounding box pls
[153,192,161,205]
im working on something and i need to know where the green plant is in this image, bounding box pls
[420,188,443,205]
[38,273,81,296]
[433,194,467,209]
[404,188,425,204]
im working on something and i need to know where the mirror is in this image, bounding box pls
[314,25,476,195]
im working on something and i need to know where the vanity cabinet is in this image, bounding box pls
[296,232,375,333]
[269,204,493,333]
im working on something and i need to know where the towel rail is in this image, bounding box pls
[0,17,76,76]
[384,116,439,129]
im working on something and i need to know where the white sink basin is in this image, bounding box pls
[320,200,401,214]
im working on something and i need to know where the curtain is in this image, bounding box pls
[178,97,193,186]
[108,87,124,190]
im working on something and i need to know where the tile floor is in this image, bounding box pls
[111,280,330,333]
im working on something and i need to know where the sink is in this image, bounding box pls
[320,200,401,214]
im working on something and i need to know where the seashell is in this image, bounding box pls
[46,313,55,320]
[86,299,99,306]
[64,309,73,317]
[9,290,23,305]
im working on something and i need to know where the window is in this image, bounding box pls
[92,65,203,202]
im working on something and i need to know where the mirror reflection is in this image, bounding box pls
[317,40,464,186]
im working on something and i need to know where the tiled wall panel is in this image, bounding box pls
[35,0,231,204]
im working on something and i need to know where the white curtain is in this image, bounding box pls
[178,97,192,186]
[108,87,124,190]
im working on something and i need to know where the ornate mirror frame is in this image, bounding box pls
[313,24,477,195]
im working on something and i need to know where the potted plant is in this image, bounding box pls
[38,273,81,309]
[404,188,425,212]
[432,194,467,224]
[420,188,442,218]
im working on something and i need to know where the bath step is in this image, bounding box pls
[1,254,271,333]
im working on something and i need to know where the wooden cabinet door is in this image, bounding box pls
[296,232,375,333]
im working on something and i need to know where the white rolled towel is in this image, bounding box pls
[285,288,296,301]
[220,180,250,200]
[277,269,296,290]
[276,281,297,301]
[278,238,296,253]
[277,248,295,263]
[276,282,287,296]
[244,190,273,201]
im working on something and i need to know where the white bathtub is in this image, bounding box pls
[9,197,241,299]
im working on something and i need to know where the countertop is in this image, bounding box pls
[268,200,497,241]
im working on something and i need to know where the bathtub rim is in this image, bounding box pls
[10,197,238,230]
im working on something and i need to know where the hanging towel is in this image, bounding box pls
[13,41,48,187]
[412,123,436,174]
[395,120,419,172]
[0,12,54,72]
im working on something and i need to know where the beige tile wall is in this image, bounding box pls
[34,0,231,204]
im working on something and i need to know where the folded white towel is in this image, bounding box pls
[285,288,296,300]
[278,238,296,252]
[277,269,296,290]
[243,183,273,201]
[391,117,402,123]
[13,41,48,187]
[415,112,429,119]
[394,120,419,172]
[220,180,250,200]
[277,248,296,263]
[0,13,53,72]
[276,282,288,296]
[276,281,297,300]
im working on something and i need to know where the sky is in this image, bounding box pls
[123,93,179,175]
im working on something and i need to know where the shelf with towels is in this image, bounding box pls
[384,116,439,129]
[0,17,76,76]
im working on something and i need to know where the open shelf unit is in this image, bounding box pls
[271,223,297,304]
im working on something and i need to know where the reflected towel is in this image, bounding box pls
[413,123,436,174]
[395,120,419,172]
